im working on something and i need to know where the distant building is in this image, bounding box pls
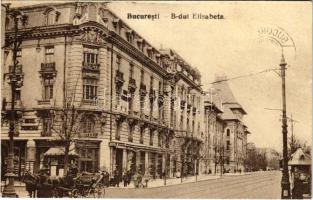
[212,75,250,172]
[204,88,225,174]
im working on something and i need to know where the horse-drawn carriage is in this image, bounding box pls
[22,170,106,198]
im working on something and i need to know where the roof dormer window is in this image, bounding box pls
[44,8,60,25]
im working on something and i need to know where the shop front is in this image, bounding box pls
[75,140,101,173]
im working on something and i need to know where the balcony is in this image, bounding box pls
[41,62,56,72]
[79,132,98,138]
[128,78,137,93]
[82,62,100,72]
[180,100,186,109]
[115,70,125,87]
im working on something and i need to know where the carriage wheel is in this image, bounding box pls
[71,189,79,198]
[87,184,105,198]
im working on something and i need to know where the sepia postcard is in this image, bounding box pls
[0,0,312,199]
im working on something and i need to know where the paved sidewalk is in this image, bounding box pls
[110,174,221,189]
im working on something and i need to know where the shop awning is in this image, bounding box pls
[44,146,79,157]
[288,148,311,166]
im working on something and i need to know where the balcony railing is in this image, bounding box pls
[79,132,98,138]
[82,62,100,72]
[41,62,56,72]
[115,70,125,86]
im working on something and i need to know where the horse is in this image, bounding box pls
[21,171,39,198]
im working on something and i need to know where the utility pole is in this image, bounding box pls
[280,54,290,199]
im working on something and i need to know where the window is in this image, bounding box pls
[128,126,134,142]
[140,129,144,144]
[45,46,54,63]
[158,134,161,147]
[43,77,54,100]
[42,118,51,136]
[83,78,98,101]
[227,129,230,136]
[82,115,96,137]
[83,48,98,64]
[226,141,230,150]
[14,90,21,101]
[115,123,121,140]
[126,31,133,43]
[129,63,134,78]
[46,10,56,25]
[150,130,153,146]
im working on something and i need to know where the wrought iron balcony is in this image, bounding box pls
[82,62,100,72]
[40,62,56,72]
[115,70,125,86]
[79,132,98,138]
[128,78,137,93]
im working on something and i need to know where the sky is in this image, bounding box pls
[6,1,312,152]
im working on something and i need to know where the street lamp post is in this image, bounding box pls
[280,54,290,199]
[2,9,28,198]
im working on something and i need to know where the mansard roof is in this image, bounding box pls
[212,75,247,115]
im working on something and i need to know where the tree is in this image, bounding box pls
[288,134,311,158]
[51,102,81,176]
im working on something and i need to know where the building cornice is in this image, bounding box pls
[107,31,168,78]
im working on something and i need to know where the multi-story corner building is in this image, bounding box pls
[203,88,225,174]
[1,2,204,180]
[212,75,250,172]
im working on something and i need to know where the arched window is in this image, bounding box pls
[226,129,230,137]
[81,115,96,137]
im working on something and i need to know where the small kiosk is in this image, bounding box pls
[43,146,79,177]
[288,148,311,199]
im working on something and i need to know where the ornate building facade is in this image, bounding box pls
[1,2,205,180]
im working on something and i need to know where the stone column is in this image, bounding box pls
[122,149,127,172]
[145,152,149,175]
[162,153,166,175]
[154,153,158,178]
[169,154,173,178]
[136,151,141,173]
[26,140,36,173]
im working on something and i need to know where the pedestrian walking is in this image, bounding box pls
[123,171,128,187]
